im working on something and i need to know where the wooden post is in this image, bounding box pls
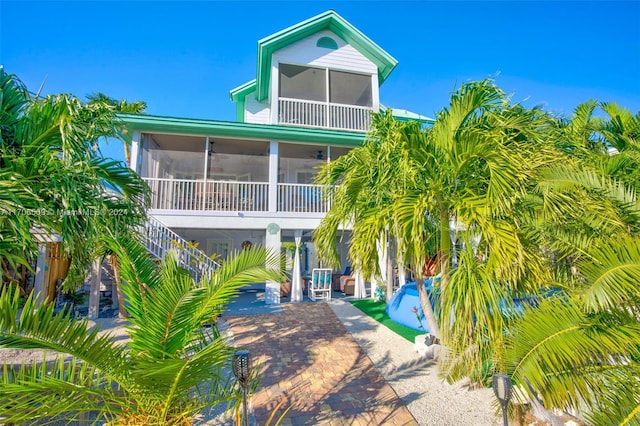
[33,244,48,304]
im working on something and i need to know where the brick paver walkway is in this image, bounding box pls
[224,303,418,425]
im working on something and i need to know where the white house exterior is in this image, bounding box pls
[120,10,430,304]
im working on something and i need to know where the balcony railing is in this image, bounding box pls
[143,178,329,214]
[277,183,329,213]
[278,98,372,132]
[145,178,268,211]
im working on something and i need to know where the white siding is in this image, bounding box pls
[245,91,271,124]
[272,30,378,75]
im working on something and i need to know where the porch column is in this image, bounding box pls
[264,223,281,305]
[397,238,407,288]
[375,235,388,299]
[353,270,366,299]
[268,141,279,213]
[129,131,140,173]
[33,244,48,304]
[88,258,101,320]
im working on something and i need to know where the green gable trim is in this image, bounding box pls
[235,96,245,122]
[317,36,338,49]
[255,10,397,102]
[229,80,256,102]
[118,113,366,147]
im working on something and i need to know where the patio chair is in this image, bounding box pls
[308,268,333,301]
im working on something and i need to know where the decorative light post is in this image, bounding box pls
[492,374,513,426]
[233,350,251,426]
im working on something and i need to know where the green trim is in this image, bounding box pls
[316,36,338,49]
[118,113,366,146]
[255,10,397,102]
[235,96,245,122]
[229,80,256,102]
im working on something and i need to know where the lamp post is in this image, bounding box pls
[492,374,513,426]
[233,350,251,426]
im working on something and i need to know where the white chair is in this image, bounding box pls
[308,268,333,301]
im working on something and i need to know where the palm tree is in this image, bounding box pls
[86,92,147,164]
[0,69,149,293]
[0,234,284,424]
[499,169,640,424]
[314,110,408,301]
[316,80,559,382]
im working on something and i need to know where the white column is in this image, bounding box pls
[397,238,407,287]
[203,137,210,209]
[270,62,280,124]
[375,235,388,298]
[268,141,279,213]
[33,244,48,304]
[353,270,366,299]
[129,130,141,173]
[371,73,380,115]
[264,223,281,305]
[88,258,101,320]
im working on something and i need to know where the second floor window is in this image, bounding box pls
[279,64,326,102]
[279,63,372,107]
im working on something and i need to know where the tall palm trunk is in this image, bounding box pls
[416,275,440,340]
[439,209,452,291]
[108,254,129,318]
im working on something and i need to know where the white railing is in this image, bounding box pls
[278,183,330,213]
[144,178,331,213]
[278,98,372,132]
[144,178,268,212]
[145,216,220,281]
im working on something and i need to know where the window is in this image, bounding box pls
[330,70,372,107]
[316,36,338,50]
[279,64,326,102]
[279,64,373,107]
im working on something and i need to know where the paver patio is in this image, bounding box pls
[224,303,418,425]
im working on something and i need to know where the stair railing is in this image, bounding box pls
[144,216,220,281]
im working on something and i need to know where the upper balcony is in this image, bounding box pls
[278,98,372,132]
[276,64,375,133]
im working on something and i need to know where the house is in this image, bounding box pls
[120,10,431,304]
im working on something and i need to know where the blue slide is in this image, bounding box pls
[386,278,437,332]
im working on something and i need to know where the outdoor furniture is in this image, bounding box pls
[332,266,352,291]
[308,268,333,301]
[280,277,306,297]
[341,276,355,296]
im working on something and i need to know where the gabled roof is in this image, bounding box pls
[231,10,398,103]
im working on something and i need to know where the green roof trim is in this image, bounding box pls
[255,10,398,102]
[229,80,256,102]
[118,113,366,147]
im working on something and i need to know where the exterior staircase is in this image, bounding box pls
[144,215,220,282]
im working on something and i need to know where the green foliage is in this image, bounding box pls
[0,68,150,290]
[0,234,284,424]
[316,79,640,422]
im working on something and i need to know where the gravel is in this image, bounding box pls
[328,298,500,426]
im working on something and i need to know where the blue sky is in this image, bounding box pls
[2,1,639,163]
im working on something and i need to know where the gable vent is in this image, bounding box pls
[316,36,338,50]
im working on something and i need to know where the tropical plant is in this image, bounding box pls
[315,80,559,382]
[86,91,147,164]
[0,234,284,424]
[0,69,149,294]
[499,169,640,424]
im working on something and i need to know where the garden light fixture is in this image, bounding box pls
[233,350,251,426]
[492,374,513,426]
